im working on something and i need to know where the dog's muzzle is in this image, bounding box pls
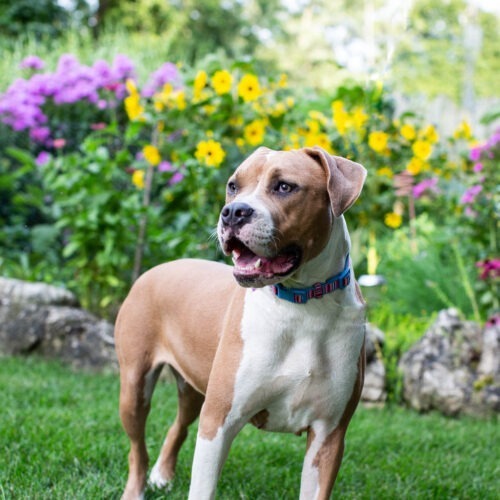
[219,202,301,287]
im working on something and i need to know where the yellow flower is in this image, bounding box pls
[331,100,345,114]
[334,110,349,136]
[124,94,144,121]
[193,70,207,100]
[314,133,333,153]
[211,70,233,95]
[376,167,393,178]
[332,100,349,136]
[278,73,288,88]
[154,100,164,112]
[286,97,295,108]
[351,107,368,131]
[384,212,402,229]
[368,131,389,153]
[143,145,161,166]
[195,139,226,167]
[308,110,327,125]
[406,157,424,175]
[412,140,432,160]
[304,132,333,153]
[453,120,473,140]
[288,133,301,149]
[306,119,321,134]
[244,120,266,146]
[132,170,145,189]
[400,124,416,141]
[420,124,439,144]
[238,74,261,102]
[175,90,186,110]
[125,78,138,95]
[271,102,286,117]
[203,104,216,115]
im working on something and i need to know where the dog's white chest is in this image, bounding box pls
[233,288,365,434]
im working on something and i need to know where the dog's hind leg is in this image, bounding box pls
[119,363,162,500]
[149,367,205,490]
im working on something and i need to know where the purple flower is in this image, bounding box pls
[30,126,51,143]
[112,54,135,80]
[460,184,483,205]
[412,178,439,199]
[35,151,51,166]
[473,162,483,173]
[158,161,174,172]
[469,145,483,162]
[19,55,45,71]
[142,63,179,97]
[486,129,500,149]
[169,171,184,186]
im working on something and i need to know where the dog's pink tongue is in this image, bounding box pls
[233,249,295,275]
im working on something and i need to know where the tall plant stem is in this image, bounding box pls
[132,131,158,283]
[408,195,417,255]
[452,241,481,323]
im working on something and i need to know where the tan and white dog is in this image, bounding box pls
[115,146,367,500]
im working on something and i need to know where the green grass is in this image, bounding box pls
[0,356,498,499]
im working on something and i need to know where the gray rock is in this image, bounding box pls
[0,277,78,307]
[399,309,500,417]
[361,323,387,405]
[0,277,117,371]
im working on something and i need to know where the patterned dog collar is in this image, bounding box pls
[271,254,351,304]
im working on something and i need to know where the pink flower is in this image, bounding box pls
[158,161,174,172]
[486,314,500,328]
[476,259,500,280]
[412,178,439,199]
[53,138,66,149]
[169,171,184,186]
[90,122,106,130]
[460,184,482,204]
[473,162,483,173]
[469,145,483,162]
[35,151,51,166]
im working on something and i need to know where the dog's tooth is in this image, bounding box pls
[232,249,241,259]
[255,259,262,269]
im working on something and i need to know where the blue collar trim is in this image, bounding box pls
[271,254,351,304]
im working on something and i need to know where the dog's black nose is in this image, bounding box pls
[221,202,254,227]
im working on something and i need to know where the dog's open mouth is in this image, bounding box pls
[224,237,301,284]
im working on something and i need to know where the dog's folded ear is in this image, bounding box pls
[304,146,367,217]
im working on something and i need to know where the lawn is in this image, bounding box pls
[0,356,498,499]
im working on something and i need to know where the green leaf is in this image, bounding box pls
[62,241,81,258]
[6,147,35,166]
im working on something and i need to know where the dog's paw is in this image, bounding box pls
[148,464,174,492]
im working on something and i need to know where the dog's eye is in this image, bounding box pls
[274,182,295,194]
[227,181,238,195]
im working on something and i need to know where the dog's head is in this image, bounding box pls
[217,146,366,287]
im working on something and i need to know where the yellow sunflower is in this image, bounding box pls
[211,70,233,95]
[238,74,261,102]
[244,120,266,146]
[195,139,226,167]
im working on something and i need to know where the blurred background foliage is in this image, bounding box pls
[0,0,498,102]
[0,0,498,333]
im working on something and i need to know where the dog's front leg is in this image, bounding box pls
[188,398,244,500]
[299,424,347,500]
